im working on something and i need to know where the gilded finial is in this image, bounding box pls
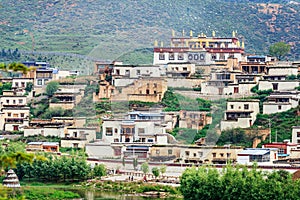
[160,41,164,47]
[182,29,185,36]
[154,40,158,47]
[232,30,236,38]
[236,40,240,47]
[242,41,245,48]
[212,30,215,37]
[172,29,175,37]
[190,30,193,37]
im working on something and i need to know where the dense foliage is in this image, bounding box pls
[15,154,93,182]
[180,165,300,200]
[254,106,300,142]
[1,0,300,66]
[161,89,211,111]
[46,81,59,97]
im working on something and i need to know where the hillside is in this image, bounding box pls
[0,0,300,70]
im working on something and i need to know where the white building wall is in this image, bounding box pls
[292,126,300,144]
[221,117,252,130]
[86,144,115,158]
[24,127,65,137]
[258,81,299,91]
[268,67,298,76]
[263,104,292,114]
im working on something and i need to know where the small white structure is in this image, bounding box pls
[220,99,260,130]
[3,169,20,188]
[292,126,300,146]
[263,91,300,114]
[237,148,278,165]
[60,127,97,148]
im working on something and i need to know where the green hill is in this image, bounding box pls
[1,0,300,70]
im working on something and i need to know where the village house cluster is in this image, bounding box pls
[1,30,300,166]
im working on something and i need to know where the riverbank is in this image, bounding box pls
[80,178,182,199]
[5,179,182,199]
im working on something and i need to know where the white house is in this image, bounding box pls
[237,148,278,165]
[263,91,300,114]
[292,126,300,146]
[220,99,260,130]
[60,127,97,148]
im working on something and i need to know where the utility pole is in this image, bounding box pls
[269,119,271,143]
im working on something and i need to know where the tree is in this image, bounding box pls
[140,162,149,174]
[152,167,160,179]
[159,165,167,176]
[25,82,34,93]
[133,158,138,171]
[269,42,290,61]
[93,164,107,178]
[46,81,59,96]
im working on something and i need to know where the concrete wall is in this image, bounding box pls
[258,81,299,91]
[86,144,116,158]
[167,78,202,88]
[263,103,292,114]
[24,127,65,137]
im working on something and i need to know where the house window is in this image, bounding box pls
[183,67,188,71]
[15,83,19,87]
[169,53,175,60]
[13,125,19,131]
[193,153,197,157]
[230,105,234,109]
[148,139,154,142]
[211,54,217,60]
[37,79,42,85]
[73,132,78,138]
[73,143,79,148]
[227,153,231,158]
[21,82,25,87]
[199,152,203,157]
[13,113,18,117]
[212,153,216,158]
[178,53,184,60]
[244,104,249,110]
[125,70,130,76]
[219,53,225,60]
[19,99,23,104]
[278,105,282,110]
[13,100,16,104]
[146,89,150,94]
[153,83,157,88]
[168,149,172,155]
[185,151,190,156]
[220,153,224,157]
[20,113,24,117]
[138,128,145,134]
[297,132,300,137]
[234,87,239,94]
[272,83,278,90]
[159,53,165,60]
[114,128,118,134]
[106,127,113,136]
[136,70,141,75]
[6,100,9,104]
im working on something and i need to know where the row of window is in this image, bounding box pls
[106,127,145,136]
[229,104,249,110]
[158,53,233,61]
[7,113,26,117]
[2,99,24,105]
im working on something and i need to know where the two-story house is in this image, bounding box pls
[220,99,260,130]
